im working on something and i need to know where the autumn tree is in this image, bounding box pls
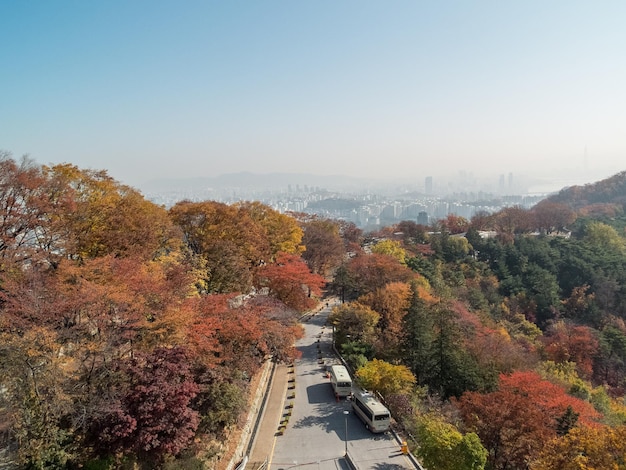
[345,252,416,298]
[439,214,470,234]
[0,327,74,469]
[582,221,626,255]
[236,201,304,257]
[49,255,190,355]
[492,205,534,240]
[0,254,200,464]
[255,252,325,312]
[91,347,199,463]
[0,157,319,467]
[358,282,411,360]
[415,414,487,470]
[188,293,302,377]
[300,218,345,275]
[184,294,302,438]
[338,220,364,253]
[329,301,380,345]
[203,239,258,293]
[530,424,626,470]
[466,324,535,380]
[44,163,175,262]
[371,239,408,264]
[0,156,177,272]
[531,200,577,234]
[456,371,601,470]
[355,359,415,398]
[0,153,52,268]
[541,321,599,379]
[561,284,598,324]
[169,200,269,293]
[469,210,495,231]
[395,220,429,248]
[0,253,197,465]
[0,257,150,375]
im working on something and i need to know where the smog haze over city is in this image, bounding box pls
[2,1,625,195]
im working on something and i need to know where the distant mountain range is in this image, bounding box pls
[141,172,373,192]
[547,170,626,210]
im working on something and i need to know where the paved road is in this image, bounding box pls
[268,303,416,470]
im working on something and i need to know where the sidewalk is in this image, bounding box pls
[247,362,289,467]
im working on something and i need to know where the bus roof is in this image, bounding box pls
[353,390,389,415]
[330,365,351,382]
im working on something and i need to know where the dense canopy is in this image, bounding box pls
[4,154,626,470]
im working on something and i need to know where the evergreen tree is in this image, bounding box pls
[402,283,434,387]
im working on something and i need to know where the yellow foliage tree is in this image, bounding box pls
[44,164,174,261]
[236,201,304,257]
[356,358,416,398]
[583,221,626,255]
[415,414,487,470]
[371,239,407,265]
[530,425,626,470]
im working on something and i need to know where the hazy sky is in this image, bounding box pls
[2,1,625,189]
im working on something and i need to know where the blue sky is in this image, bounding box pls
[1,1,625,188]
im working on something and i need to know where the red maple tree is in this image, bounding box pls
[456,371,600,470]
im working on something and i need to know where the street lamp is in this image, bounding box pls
[343,410,349,457]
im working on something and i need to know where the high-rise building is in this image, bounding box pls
[425,176,433,195]
[417,211,429,226]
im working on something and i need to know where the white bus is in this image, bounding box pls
[351,389,391,433]
[329,365,352,398]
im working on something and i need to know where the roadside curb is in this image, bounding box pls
[226,359,274,470]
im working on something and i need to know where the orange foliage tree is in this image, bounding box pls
[358,282,411,360]
[439,214,470,234]
[44,163,174,262]
[541,321,599,379]
[187,293,303,375]
[236,201,304,257]
[255,252,325,312]
[169,200,270,293]
[530,424,626,470]
[346,252,417,298]
[0,155,319,466]
[456,371,601,470]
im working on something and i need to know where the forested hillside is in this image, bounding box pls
[548,170,626,211]
[3,153,626,470]
[0,155,330,469]
[328,170,626,470]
